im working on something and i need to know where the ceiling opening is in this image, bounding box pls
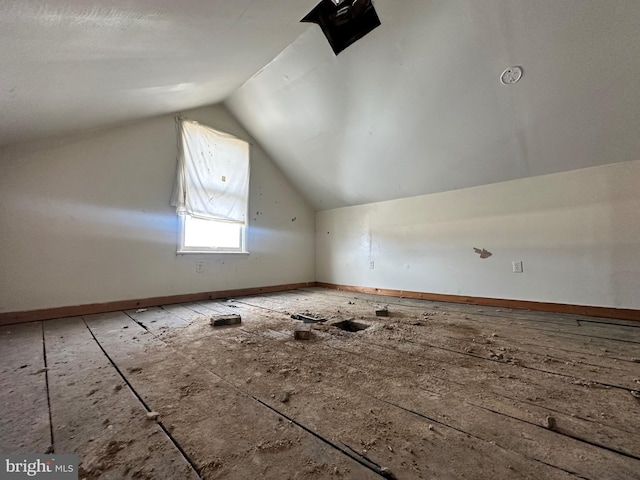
[301,0,381,55]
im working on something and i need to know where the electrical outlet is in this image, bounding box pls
[512,261,523,273]
[196,262,204,273]
[369,261,375,269]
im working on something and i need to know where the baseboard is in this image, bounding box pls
[0,282,315,326]
[4,281,639,326]
[315,282,640,322]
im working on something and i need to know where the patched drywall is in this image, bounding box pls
[316,160,640,309]
[0,105,315,313]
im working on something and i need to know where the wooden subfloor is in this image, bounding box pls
[1,288,639,479]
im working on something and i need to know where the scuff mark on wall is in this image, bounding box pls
[473,247,492,259]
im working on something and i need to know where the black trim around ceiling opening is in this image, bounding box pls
[301,0,381,55]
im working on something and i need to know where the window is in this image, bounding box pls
[171,118,250,253]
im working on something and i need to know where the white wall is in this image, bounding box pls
[0,105,315,313]
[316,160,640,309]
[228,0,640,211]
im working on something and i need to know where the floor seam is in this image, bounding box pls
[41,321,55,454]
[81,317,203,479]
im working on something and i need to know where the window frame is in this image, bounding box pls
[173,119,251,255]
[177,213,249,255]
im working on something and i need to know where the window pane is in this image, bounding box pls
[184,215,241,249]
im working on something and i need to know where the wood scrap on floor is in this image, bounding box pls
[209,314,241,327]
[293,323,312,340]
[291,313,326,323]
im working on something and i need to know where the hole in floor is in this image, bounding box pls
[333,320,370,332]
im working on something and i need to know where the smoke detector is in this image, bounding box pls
[500,66,523,85]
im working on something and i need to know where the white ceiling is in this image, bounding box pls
[0,0,316,146]
[3,1,640,211]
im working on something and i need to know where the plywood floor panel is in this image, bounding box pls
[130,305,578,480]
[189,299,640,478]
[2,288,639,480]
[0,322,51,454]
[43,317,200,479]
[84,311,382,480]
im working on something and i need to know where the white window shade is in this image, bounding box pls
[171,118,249,223]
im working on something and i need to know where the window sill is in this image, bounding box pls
[177,250,250,255]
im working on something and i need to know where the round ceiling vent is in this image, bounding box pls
[500,66,523,85]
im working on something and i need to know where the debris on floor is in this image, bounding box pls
[5,289,638,480]
[291,313,326,323]
[375,307,389,317]
[543,415,556,430]
[279,391,292,403]
[135,308,148,313]
[210,314,242,327]
[379,466,398,479]
[294,323,312,340]
[489,351,505,361]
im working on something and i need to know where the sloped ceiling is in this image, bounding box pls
[227,0,640,210]
[0,0,316,147]
[3,1,640,211]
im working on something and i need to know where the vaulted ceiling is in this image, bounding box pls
[3,1,640,210]
[0,0,316,146]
